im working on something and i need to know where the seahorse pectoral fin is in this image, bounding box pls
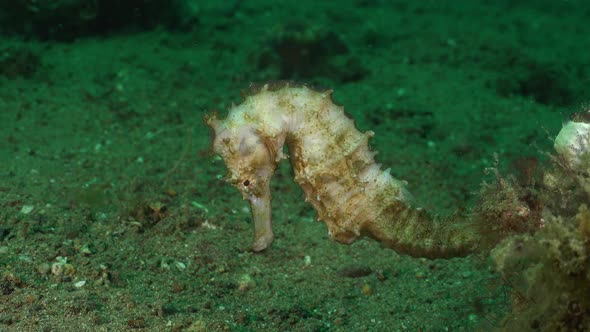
[248,188,274,251]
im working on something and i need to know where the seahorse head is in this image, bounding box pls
[206,113,277,200]
[206,112,281,251]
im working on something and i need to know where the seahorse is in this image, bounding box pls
[206,82,481,258]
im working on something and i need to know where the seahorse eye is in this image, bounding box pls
[243,180,250,186]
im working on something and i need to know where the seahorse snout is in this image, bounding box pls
[248,189,275,251]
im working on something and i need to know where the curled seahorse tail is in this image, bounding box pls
[362,204,480,258]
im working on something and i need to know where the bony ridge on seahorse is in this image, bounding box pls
[205,82,535,259]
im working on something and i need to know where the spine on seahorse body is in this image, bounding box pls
[206,82,479,258]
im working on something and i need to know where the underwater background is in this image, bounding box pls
[1,0,589,331]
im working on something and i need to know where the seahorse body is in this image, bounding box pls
[206,83,479,258]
